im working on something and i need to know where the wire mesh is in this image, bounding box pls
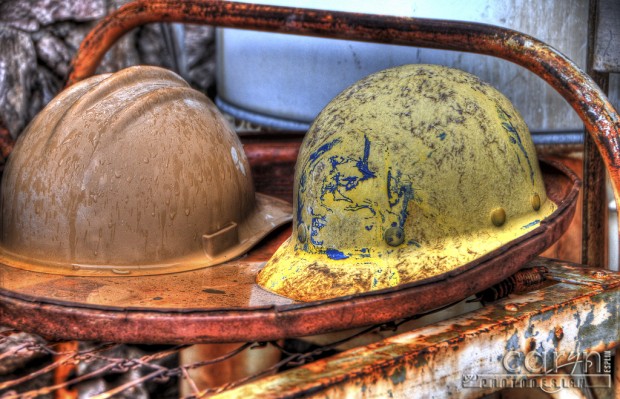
[0,315,426,399]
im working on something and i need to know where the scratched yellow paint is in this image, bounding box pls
[257,64,556,302]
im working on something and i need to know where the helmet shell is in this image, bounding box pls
[258,64,556,301]
[0,66,291,275]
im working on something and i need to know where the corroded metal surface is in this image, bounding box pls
[66,1,620,234]
[582,0,610,269]
[583,73,609,268]
[0,161,579,343]
[217,259,620,399]
[474,266,549,304]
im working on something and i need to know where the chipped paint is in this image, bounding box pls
[506,332,520,351]
[497,106,535,184]
[258,65,556,302]
[521,219,541,229]
[326,249,349,260]
[310,138,342,164]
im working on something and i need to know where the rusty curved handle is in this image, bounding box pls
[68,0,620,241]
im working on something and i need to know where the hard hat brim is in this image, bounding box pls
[257,161,580,302]
[0,193,292,276]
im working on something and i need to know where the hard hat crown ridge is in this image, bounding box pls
[0,66,292,276]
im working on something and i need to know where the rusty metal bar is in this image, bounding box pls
[583,0,609,268]
[582,74,609,269]
[215,259,620,399]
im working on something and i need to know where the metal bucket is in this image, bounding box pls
[216,0,590,139]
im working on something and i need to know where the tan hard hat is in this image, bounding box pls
[0,65,292,276]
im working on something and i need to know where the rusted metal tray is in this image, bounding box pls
[0,0,615,344]
[0,157,579,344]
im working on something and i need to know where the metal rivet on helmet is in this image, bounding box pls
[297,223,308,243]
[491,208,507,227]
[257,64,557,302]
[384,227,405,246]
[531,193,541,211]
[0,66,292,276]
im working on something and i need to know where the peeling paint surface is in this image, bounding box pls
[258,65,556,302]
[221,263,620,399]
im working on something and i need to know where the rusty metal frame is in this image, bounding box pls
[67,1,620,244]
[2,1,617,395]
[216,259,620,399]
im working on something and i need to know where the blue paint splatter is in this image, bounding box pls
[310,210,326,246]
[521,219,541,229]
[297,173,307,221]
[498,107,535,184]
[355,136,377,181]
[300,135,383,254]
[309,138,341,164]
[316,135,378,206]
[326,248,349,260]
[574,312,582,329]
[407,239,421,248]
[437,132,447,141]
[506,332,520,351]
[387,169,415,228]
[345,204,376,215]
[365,225,373,231]
[524,323,539,338]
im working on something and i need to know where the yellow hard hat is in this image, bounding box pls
[258,64,556,301]
[0,66,292,276]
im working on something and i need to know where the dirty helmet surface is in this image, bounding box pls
[258,64,557,302]
[0,65,292,276]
